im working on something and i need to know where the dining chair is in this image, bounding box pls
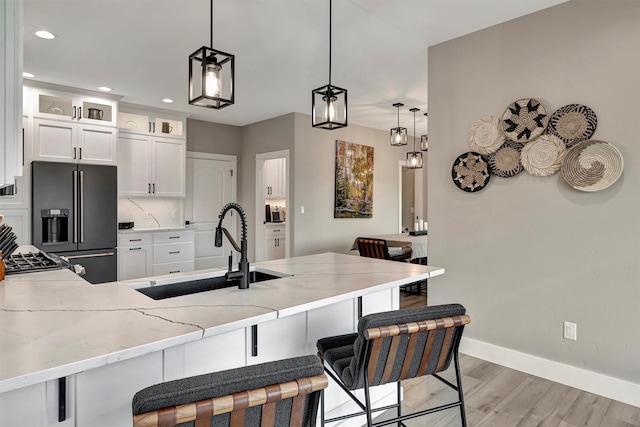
[316,304,470,426]
[355,237,412,262]
[132,355,328,427]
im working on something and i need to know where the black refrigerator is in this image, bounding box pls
[31,161,117,284]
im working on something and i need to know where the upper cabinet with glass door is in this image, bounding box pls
[118,105,186,139]
[30,86,118,127]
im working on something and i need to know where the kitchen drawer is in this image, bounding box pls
[118,233,153,246]
[153,241,194,264]
[153,230,194,244]
[153,260,194,276]
[264,225,285,237]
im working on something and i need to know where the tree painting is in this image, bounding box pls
[334,140,374,218]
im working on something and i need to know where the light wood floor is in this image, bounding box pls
[384,291,640,427]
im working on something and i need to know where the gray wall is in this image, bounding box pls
[293,113,407,256]
[239,113,295,261]
[187,118,242,156]
[428,0,640,383]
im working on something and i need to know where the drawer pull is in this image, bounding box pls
[170,270,180,274]
[129,238,142,242]
[169,236,180,239]
[273,229,281,232]
[169,251,181,254]
[129,247,142,251]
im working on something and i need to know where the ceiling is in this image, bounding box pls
[23,0,567,134]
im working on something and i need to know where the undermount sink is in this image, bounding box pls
[128,269,287,300]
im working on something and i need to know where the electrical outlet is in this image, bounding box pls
[143,211,149,219]
[563,321,577,341]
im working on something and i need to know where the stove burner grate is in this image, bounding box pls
[4,251,65,274]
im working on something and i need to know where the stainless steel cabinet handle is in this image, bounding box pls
[73,170,78,243]
[79,170,84,243]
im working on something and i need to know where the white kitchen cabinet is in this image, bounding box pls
[152,230,194,276]
[117,134,185,197]
[0,383,46,427]
[32,118,116,165]
[117,233,153,281]
[75,352,163,427]
[264,158,286,198]
[118,108,185,139]
[0,209,29,246]
[31,87,118,127]
[264,223,285,261]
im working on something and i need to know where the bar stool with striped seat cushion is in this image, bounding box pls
[132,354,327,427]
[317,304,470,426]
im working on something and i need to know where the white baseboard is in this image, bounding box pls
[460,337,640,408]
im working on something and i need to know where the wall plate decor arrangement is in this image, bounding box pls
[561,140,623,192]
[488,140,524,178]
[521,134,566,177]
[501,98,549,142]
[468,116,505,155]
[334,140,374,218]
[452,152,491,192]
[453,97,623,193]
[547,104,597,147]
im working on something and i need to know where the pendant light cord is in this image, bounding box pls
[210,0,214,47]
[413,109,416,151]
[328,0,332,86]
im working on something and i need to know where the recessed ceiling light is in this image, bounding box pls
[162,98,174,104]
[22,72,35,78]
[35,30,55,39]
[97,86,112,92]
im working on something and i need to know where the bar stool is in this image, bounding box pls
[316,304,470,426]
[132,354,328,427]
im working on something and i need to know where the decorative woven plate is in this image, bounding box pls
[468,116,505,155]
[547,104,597,148]
[452,152,491,192]
[521,134,566,177]
[502,98,549,142]
[488,140,524,178]
[561,140,623,192]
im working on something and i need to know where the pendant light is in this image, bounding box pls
[390,103,408,146]
[406,108,423,169]
[312,0,347,129]
[189,0,235,109]
[420,112,428,151]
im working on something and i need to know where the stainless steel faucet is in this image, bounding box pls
[214,203,250,289]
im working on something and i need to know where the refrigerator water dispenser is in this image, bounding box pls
[41,209,69,244]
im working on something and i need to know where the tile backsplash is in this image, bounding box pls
[118,198,182,229]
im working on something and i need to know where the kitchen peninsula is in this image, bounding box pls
[0,252,443,426]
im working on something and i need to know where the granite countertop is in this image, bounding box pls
[0,252,443,394]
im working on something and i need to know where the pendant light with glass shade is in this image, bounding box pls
[390,103,408,146]
[189,0,235,109]
[312,0,347,129]
[406,108,423,169]
[421,112,428,151]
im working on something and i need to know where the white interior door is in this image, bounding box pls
[186,154,236,270]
